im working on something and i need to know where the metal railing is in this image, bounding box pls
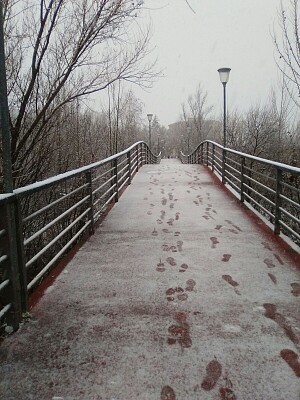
[0,141,160,332]
[181,140,300,246]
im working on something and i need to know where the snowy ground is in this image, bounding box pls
[0,159,299,400]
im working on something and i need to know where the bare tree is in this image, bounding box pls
[106,82,144,154]
[181,83,213,150]
[3,0,157,188]
[184,0,196,14]
[274,0,300,105]
[119,89,144,147]
[242,105,279,157]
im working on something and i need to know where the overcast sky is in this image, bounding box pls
[132,0,284,127]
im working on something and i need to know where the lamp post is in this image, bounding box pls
[147,113,153,150]
[157,132,160,154]
[217,67,231,148]
[218,67,231,184]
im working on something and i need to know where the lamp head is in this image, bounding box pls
[147,113,153,122]
[218,67,231,84]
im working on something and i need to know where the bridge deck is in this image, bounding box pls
[1,160,300,400]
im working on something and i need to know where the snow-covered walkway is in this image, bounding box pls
[1,159,300,400]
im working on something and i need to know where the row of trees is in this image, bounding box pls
[174,0,300,167]
[1,0,300,192]
[176,81,300,167]
[0,0,158,191]
[25,84,149,182]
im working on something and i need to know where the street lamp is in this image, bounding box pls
[157,132,160,154]
[217,67,231,148]
[218,67,231,184]
[147,113,153,150]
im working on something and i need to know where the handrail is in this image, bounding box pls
[0,141,160,332]
[10,142,158,197]
[180,140,300,247]
[181,141,299,173]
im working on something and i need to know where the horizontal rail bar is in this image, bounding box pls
[93,184,116,207]
[119,177,129,192]
[0,303,11,320]
[118,170,129,185]
[281,179,300,194]
[279,220,300,241]
[243,192,274,218]
[24,195,90,246]
[92,179,112,196]
[280,194,300,210]
[26,207,90,269]
[27,221,91,291]
[23,183,88,223]
[118,163,128,176]
[0,254,8,266]
[0,279,10,292]
[94,192,117,221]
[225,162,241,176]
[225,169,241,183]
[279,207,300,225]
[243,174,276,195]
[243,184,275,207]
[225,177,240,193]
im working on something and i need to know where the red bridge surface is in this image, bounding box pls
[0,159,299,399]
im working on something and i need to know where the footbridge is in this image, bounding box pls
[0,141,300,399]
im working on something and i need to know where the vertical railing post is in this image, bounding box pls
[127,150,132,185]
[199,144,202,164]
[145,144,147,164]
[2,199,23,329]
[240,157,245,203]
[212,144,215,172]
[85,170,94,234]
[113,158,119,203]
[136,144,139,172]
[141,143,144,165]
[222,148,226,184]
[144,144,147,164]
[206,142,209,166]
[274,168,282,234]
[144,143,147,165]
[14,196,28,314]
